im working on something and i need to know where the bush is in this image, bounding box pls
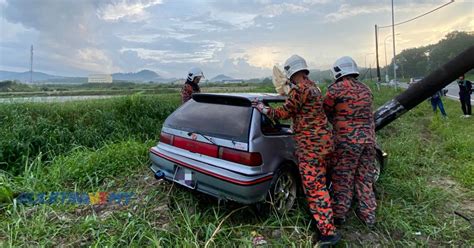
[0,94,180,174]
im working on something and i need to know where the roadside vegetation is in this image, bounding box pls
[0,83,472,247]
[0,80,273,98]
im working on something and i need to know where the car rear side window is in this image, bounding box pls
[164,100,252,142]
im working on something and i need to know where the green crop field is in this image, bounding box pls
[0,84,473,247]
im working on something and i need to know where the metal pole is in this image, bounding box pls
[369,64,372,80]
[365,53,374,73]
[384,38,388,81]
[391,0,397,89]
[375,25,381,85]
[30,45,33,84]
[384,33,399,82]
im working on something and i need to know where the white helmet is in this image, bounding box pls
[331,56,359,80]
[283,55,309,79]
[187,67,204,81]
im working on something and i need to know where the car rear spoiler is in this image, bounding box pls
[192,94,252,107]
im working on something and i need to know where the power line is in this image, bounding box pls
[379,0,455,29]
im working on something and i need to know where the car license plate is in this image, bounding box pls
[173,166,196,189]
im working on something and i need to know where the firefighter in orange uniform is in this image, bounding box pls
[181,67,204,104]
[324,56,377,228]
[254,55,341,246]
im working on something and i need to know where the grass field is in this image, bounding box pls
[0,80,265,98]
[0,84,473,247]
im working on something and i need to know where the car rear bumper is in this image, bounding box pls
[149,146,273,204]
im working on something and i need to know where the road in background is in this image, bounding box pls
[399,81,474,103]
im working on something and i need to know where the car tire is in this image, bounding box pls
[374,154,383,182]
[373,149,386,199]
[256,164,299,216]
[374,146,386,182]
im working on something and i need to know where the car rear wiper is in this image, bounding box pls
[187,131,217,146]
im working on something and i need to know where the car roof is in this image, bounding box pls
[193,93,286,101]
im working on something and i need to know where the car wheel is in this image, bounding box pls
[374,147,387,182]
[374,155,382,182]
[267,164,298,214]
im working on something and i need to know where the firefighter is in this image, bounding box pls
[323,56,377,228]
[254,55,341,246]
[457,74,472,117]
[181,67,204,104]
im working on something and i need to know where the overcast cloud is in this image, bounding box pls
[0,0,472,79]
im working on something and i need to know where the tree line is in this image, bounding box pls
[387,31,474,79]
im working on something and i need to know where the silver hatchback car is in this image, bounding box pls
[149,93,386,212]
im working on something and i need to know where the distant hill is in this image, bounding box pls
[0,70,64,82]
[209,74,237,82]
[112,69,164,82]
[0,69,176,84]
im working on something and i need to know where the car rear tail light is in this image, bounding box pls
[219,147,262,166]
[173,136,219,157]
[160,132,174,145]
[159,133,261,166]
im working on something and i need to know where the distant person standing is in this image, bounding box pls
[457,75,472,117]
[181,67,204,104]
[430,90,447,118]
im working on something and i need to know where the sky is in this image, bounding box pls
[0,0,473,79]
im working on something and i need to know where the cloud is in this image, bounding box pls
[302,0,330,4]
[98,0,163,22]
[0,0,471,79]
[215,57,272,79]
[209,11,258,30]
[73,48,120,73]
[120,40,225,64]
[325,3,389,22]
[230,46,285,69]
[263,3,309,18]
[324,1,454,23]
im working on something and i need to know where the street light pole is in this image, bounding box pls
[375,25,381,85]
[391,0,397,89]
[384,36,389,81]
[365,52,374,80]
[384,33,400,82]
[365,53,374,68]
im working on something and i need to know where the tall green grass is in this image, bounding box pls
[0,94,180,174]
[0,85,473,247]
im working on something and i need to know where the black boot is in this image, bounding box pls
[319,232,342,247]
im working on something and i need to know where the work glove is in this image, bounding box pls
[252,99,270,115]
[256,102,270,115]
[273,65,290,95]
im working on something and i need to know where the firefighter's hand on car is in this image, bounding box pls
[251,98,259,108]
[252,100,270,115]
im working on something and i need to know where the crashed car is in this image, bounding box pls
[149,93,387,212]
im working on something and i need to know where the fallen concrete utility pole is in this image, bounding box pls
[375,45,474,131]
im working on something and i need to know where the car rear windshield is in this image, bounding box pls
[164,100,252,142]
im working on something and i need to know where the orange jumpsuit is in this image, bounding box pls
[267,79,336,236]
[181,81,200,104]
[323,77,377,225]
